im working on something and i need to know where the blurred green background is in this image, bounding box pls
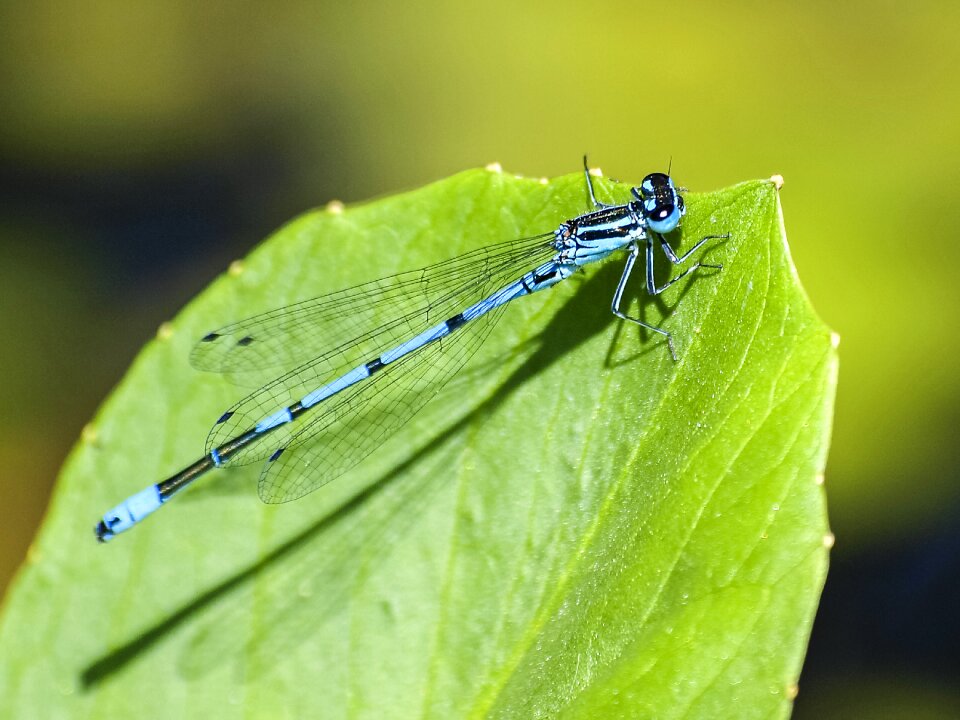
[1,1,957,717]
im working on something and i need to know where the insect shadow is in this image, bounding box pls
[79,245,716,688]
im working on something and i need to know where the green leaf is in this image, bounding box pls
[0,167,835,719]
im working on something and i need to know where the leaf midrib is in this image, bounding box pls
[469,184,774,718]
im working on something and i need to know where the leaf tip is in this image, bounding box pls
[785,683,800,700]
[325,199,345,215]
[228,260,245,277]
[822,532,836,549]
[769,173,785,190]
[830,331,841,349]
[484,161,503,173]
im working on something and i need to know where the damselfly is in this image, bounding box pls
[94,159,727,542]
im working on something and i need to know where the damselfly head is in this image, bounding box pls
[632,172,686,235]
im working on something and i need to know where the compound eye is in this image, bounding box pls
[639,174,659,199]
[646,204,682,234]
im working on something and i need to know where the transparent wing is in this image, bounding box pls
[200,233,559,503]
[190,233,554,385]
[257,301,510,503]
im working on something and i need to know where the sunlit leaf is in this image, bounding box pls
[0,168,834,719]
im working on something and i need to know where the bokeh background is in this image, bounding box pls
[1,2,957,717]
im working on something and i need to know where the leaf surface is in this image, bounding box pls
[0,168,835,719]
